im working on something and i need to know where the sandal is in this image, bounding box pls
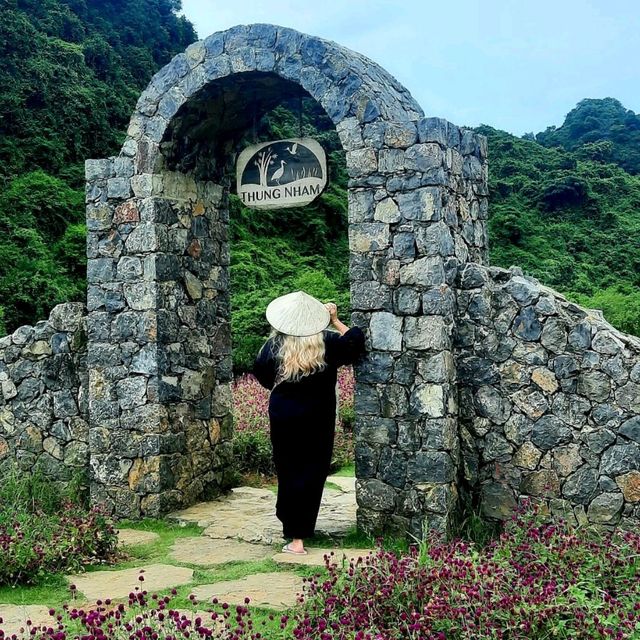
[282,542,308,555]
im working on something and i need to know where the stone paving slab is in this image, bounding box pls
[118,528,161,547]
[0,604,52,636]
[326,475,356,493]
[169,537,274,566]
[190,572,304,611]
[272,547,373,567]
[67,563,193,601]
[169,484,356,544]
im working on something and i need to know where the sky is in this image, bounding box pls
[180,0,640,136]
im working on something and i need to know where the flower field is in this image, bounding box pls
[5,503,639,640]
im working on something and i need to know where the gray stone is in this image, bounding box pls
[422,287,456,316]
[512,307,542,341]
[349,223,390,252]
[357,479,397,511]
[356,353,394,383]
[531,416,572,450]
[577,371,611,402]
[352,281,391,311]
[551,393,590,427]
[399,256,445,287]
[474,386,510,424]
[369,312,403,351]
[378,448,407,488]
[540,319,568,353]
[393,287,421,315]
[505,276,540,306]
[52,390,78,418]
[504,413,533,445]
[404,316,449,351]
[568,322,592,350]
[483,432,513,461]
[415,222,454,256]
[481,482,517,520]
[600,444,640,476]
[459,263,487,289]
[410,384,446,418]
[592,331,624,355]
[620,416,640,444]
[396,188,441,222]
[616,382,640,413]
[392,232,416,259]
[408,451,454,483]
[553,355,579,379]
[562,466,598,505]
[588,492,624,524]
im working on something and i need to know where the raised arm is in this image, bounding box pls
[253,339,278,390]
[324,303,366,367]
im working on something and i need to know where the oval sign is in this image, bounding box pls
[236,138,327,210]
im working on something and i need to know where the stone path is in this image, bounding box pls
[191,572,305,610]
[0,605,52,637]
[118,528,160,547]
[0,477,367,633]
[169,537,273,566]
[168,476,357,545]
[66,563,194,601]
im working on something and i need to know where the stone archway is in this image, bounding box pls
[85,24,488,538]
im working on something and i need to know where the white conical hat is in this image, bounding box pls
[265,291,330,337]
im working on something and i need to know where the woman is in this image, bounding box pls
[253,291,365,555]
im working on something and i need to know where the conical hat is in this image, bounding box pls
[266,291,330,337]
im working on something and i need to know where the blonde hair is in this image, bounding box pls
[272,330,326,382]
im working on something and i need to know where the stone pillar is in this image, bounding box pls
[86,155,233,517]
[349,117,488,538]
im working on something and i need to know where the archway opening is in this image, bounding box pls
[155,71,354,499]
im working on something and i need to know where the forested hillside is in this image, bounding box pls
[0,0,196,331]
[484,122,640,335]
[1,1,639,369]
[533,98,640,175]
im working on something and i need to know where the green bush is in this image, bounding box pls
[0,469,117,586]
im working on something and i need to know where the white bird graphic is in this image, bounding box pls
[271,160,287,184]
[285,142,298,155]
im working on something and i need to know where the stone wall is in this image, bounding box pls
[86,155,234,518]
[83,23,489,536]
[457,264,640,527]
[0,303,88,484]
[350,116,488,537]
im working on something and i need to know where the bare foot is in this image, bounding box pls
[288,538,305,553]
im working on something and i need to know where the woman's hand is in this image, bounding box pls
[325,302,338,323]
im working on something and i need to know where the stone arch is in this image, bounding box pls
[85,23,488,538]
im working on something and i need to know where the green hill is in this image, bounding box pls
[0,0,196,331]
[483,124,640,335]
[1,1,639,366]
[534,98,640,175]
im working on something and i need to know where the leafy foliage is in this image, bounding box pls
[0,0,196,330]
[482,124,640,336]
[0,469,117,586]
[535,97,640,175]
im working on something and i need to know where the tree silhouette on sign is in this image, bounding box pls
[254,148,278,187]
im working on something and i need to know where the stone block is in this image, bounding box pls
[369,312,403,351]
[404,316,449,351]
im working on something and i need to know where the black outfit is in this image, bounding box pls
[253,327,365,538]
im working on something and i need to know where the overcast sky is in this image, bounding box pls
[180,0,640,136]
